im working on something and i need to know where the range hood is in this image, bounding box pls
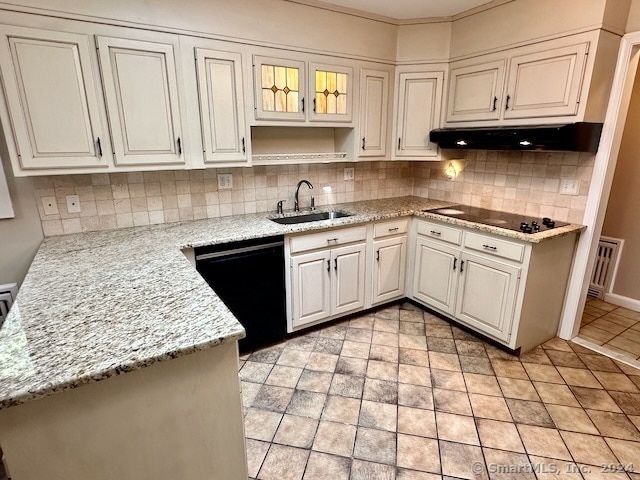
[429,122,603,152]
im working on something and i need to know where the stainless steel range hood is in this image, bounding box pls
[429,122,603,152]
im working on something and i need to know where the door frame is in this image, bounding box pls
[559,31,640,339]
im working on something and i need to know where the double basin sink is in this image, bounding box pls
[269,211,352,225]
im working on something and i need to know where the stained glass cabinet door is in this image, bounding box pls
[253,56,305,121]
[309,63,353,123]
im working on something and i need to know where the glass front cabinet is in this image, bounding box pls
[253,56,353,124]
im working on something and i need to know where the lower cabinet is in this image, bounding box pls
[372,235,407,305]
[289,227,366,330]
[413,237,458,315]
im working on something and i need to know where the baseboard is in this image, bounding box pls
[603,292,640,312]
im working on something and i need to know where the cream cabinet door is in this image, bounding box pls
[358,69,389,157]
[455,252,520,342]
[394,71,443,158]
[97,36,184,166]
[446,59,506,123]
[195,48,248,164]
[503,43,588,120]
[0,26,108,170]
[292,250,332,328]
[413,237,459,315]
[331,243,366,316]
[372,236,406,305]
[253,56,305,121]
[308,62,353,123]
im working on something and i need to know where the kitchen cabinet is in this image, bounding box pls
[456,252,520,342]
[393,69,444,159]
[0,25,110,171]
[253,55,306,121]
[308,62,353,123]
[96,35,185,166]
[410,218,578,352]
[195,48,249,164]
[371,218,408,304]
[358,68,389,157]
[288,225,367,330]
[445,36,591,126]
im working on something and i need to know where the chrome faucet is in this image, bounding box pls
[294,180,314,212]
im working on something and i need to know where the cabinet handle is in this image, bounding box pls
[362,137,366,150]
[492,96,498,111]
[460,260,465,273]
[313,98,316,113]
[430,230,442,236]
[376,249,380,261]
[482,244,498,251]
[398,138,401,150]
[96,137,103,158]
[327,237,339,244]
[327,259,331,273]
[453,258,457,271]
[388,227,399,232]
[177,137,182,155]
[505,95,511,111]
[334,258,338,271]
[301,97,305,113]
[242,137,246,153]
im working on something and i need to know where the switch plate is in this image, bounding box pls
[217,173,233,190]
[559,178,579,196]
[344,167,355,180]
[66,195,81,213]
[41,196,59,215]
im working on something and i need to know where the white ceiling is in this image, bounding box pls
[317,0,495,20]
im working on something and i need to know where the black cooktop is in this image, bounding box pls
[425,205,569,234]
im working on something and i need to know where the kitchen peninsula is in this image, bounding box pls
[0,197,583,479]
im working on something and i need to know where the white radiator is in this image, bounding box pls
[0,283,18,324]
[588,237,622,299]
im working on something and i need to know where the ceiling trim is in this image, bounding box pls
[282,0,514,25]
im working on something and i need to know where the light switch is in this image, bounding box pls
[66,195,81,213]
[559,178,579,196]
[217,173,233,190]
[41,196,59,215]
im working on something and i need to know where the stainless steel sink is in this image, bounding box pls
[269,211,353,225]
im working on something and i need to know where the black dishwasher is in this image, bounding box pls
[195,236,286,354]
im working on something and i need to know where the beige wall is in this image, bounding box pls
[0,135,43,286]
[3,0,398,61]
[601,67,640,301]
[396,22,451,63]
[627,0,640,31]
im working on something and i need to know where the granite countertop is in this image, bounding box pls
[0,196,585,410]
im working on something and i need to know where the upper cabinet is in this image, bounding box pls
[358,68,390,158]
[251,54,355,126]
[253,56,306,122]
[195,48,248,164]
[392,69,445,160]
[308,63,353,123]
[96,36,185,166]
[0,25,110,171]
[444,32,603,127]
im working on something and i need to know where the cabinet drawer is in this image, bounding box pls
[374,218,409,238]
[290,225,367,253]
[416,221,462,245]
[464,232,525,262]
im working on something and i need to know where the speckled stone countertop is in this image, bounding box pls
[0,196,584,410]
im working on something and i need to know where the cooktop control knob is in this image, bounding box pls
[542,217,552,225]
[520,222,533,233]
[520,222,529,229]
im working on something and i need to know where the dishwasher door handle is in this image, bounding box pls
[195,241,284,261]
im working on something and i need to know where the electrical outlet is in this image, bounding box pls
[66,195,81,213]
[559,178,579,196]
[41,196,59,215]
[344,167,355,180]
[217,173,233,190]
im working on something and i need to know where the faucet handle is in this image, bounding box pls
[310,196,316,211]
[276,199,286,214]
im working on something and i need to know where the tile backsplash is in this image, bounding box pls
[414,150,594,224]
[33,151,594,237]
[33,162,414,236]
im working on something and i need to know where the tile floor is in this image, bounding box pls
[239,301,640,480]
[579,298,640,363]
